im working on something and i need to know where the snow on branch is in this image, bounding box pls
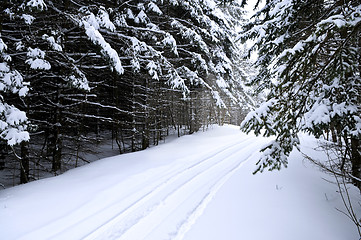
[317,4,361,29]
[147,2,163,15]
[134,10,149,24]
[190,52,208,73]
[81,21,124,75]
[146,61,159,80]
[42,35,63,52]
[162,33,178,56]
[96,7,116,32]
[66,66,90,91]
[0,36,29,145]
[351,116,361,137]
[0,40,29,97]
[0,65,29,97]
[26,0,47,11]
[166,69,189,95]
[239,0,361,175]
[254,140,288,174]
[241,99,277,136]
[171,19,210,54]
[25,47,51,70]
[0,103,30,146]
[21,14,35,25]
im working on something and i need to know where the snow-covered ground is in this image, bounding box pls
[0,125,359,240]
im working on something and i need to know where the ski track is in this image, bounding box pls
[18,135,269,240]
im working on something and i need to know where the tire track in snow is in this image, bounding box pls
[18,135,265,240]
[79,136,257,240]
[170,151,258,240]
[83,138,268,240]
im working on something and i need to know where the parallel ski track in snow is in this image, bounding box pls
[19,135,267,240]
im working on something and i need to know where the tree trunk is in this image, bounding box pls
[51,89,62,172]
[142,129,149,150]
[51,126,62,172]
[351,137,361,190]
[330,125,337,143]
[142,117,150,150]
[20,141,30,184]
[0,141,6,170]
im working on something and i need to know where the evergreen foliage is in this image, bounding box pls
[240,0,361,186]
[0,0,252,185]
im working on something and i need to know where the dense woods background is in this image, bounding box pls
[0,0,253,186]
[1,0,360,200]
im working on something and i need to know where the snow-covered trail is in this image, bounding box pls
[0,125,359,240]
[11,128,269,240]
[84,137,266,240]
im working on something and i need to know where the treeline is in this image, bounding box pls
[0,0,252,185]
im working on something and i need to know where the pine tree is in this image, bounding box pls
[239,0,361,186]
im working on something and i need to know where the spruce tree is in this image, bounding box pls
[240,0,361,187]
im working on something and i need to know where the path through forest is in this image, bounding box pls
[0,125,358,240]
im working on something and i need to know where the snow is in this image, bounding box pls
[96,8,116,32]
[211,90,226,108]
[146,61,159,80]
[5,107,27,126]
[318,14,347,29]
[83,13,100,30]
[185,134,358,240]
[26,47,50,71]
[241,98,276,129]
[167,69,189,94]
[43,35,63,52]
[0,125,359,240]
[18,86,29,97]
[352,116,361,136]
[21,14,35,25]
[4,127,30,146]
[170,0,179,6]
[191,53,208,73]
[0,103,29,145]
[0,37,7,52]
[25,58,51,70]
[114,14,127,27]
[171,20,209,54]
[269,0,292,17]
[162,33,178,55]
[131,59,141,72]
[0,63,9,73]
[216,77,228,89]
[304,102,330,127]
[316,5,361,29]
[0,63,29,96]
[148,2,162,15]
[134,10,148,24]
[126,8,135,19]
[27,47,46,58]
[81,21,124,75]
[66,75,90,91]
[26,0,47,11]
[15,41,25,51]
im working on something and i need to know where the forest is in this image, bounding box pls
[1,0,360,197]
[0,0,253,186]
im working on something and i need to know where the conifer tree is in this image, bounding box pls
[240,0,361,188]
